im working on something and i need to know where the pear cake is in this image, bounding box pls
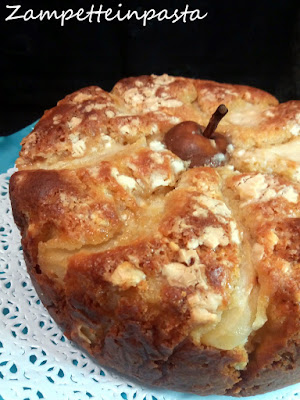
[9,74,300,396]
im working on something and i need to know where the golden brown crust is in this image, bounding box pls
[223,173,300,394]
[222,100,300,148]
[194,79,278,113]
[9,74,300,396]
[18,75,300,170]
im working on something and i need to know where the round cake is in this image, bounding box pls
[9,74,300,396]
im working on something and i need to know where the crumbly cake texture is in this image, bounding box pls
[9,74,300,396]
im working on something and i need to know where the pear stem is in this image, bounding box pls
[202,104,228,138]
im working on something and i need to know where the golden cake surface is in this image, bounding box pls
[9,74,300,396]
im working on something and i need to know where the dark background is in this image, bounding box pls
[0,0,299,136]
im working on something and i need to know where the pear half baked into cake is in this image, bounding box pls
[9,75,300,396]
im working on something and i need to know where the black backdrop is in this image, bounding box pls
[0,0,299,136]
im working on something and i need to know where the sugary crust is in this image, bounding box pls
[17,75,300,170]
[222,100,300,148]
[194,79,278,113]
[9,74,300,396]
[10,166,240,317]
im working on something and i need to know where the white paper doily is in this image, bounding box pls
[1,167,300,400]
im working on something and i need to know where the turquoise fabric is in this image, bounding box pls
[0,121,38,173]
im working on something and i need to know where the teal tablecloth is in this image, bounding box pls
[0,121,38,173]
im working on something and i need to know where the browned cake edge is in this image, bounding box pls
[9,170,300,396]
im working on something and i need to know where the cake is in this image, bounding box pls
[9,74,300,396]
